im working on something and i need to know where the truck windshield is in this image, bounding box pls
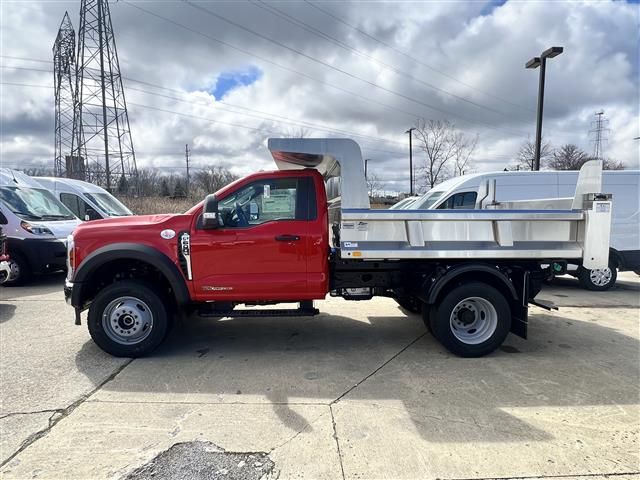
[84,193,132,216]
[0,186,76,220]
[413,191,445,209]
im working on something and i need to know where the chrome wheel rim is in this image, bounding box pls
[8,260,20,280]
[589,268,612,287]
[449,297,498,345]
[102,296,153,345]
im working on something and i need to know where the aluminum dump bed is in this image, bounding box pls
[268,138,612,270]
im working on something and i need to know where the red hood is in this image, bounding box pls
[73,213,194,266]
[75,214,182,231]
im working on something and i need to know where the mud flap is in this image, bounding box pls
[510,270,529,339]
[510,304,528,339]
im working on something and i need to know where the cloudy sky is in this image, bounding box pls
[1,0,638,193]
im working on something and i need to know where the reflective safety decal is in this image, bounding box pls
[160,229,176,240]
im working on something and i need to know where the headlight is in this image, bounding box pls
[20,221,54,236]
[66,234,75,279]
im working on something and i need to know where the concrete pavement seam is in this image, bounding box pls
[445,472,640,480]
[0,409,60,420]
[0,358,134,469]
[86,399,331,406]
[329,404,346,480]
[269,409,331,454]
[331,332,427,405]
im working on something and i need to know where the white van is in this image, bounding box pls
[407,170,640,290]
[35,177,133,220]
[0,169,81,285]
[389,196,420,210]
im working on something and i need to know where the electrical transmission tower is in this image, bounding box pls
[72,0,138,192]
[53,12,77,178]
[590,110,610,161]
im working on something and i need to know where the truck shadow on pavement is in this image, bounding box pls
[75,305,640,445]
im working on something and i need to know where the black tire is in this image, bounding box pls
[577,259,617,291]
[88,280,169,357]
[394,295,422,314]
[421,303,434,333]
[430,282,511,358]
[3,252,31,286]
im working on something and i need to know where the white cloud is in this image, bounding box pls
[1,0,638,192]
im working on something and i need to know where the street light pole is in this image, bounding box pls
[405,127,415,195]
[526,46,563,171]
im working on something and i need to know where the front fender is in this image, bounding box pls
[70,243,190,308]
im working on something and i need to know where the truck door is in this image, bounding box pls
[190,175,316,302]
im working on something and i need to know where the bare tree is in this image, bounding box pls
[515,138,553,170]
[602,158,625,170]
[413,119,457,190]
[193,166,238,194]
[548,144,593,170]
[453,132,478,176]
[548,144,625,170]
[366,172,382,198]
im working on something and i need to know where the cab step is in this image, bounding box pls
[198,301,319,318]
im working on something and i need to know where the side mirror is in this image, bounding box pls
[202,194,219,229]
[84,208,101,221]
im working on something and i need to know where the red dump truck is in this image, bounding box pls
[65,139,612,358]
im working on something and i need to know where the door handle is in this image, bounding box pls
[275,234,300,242]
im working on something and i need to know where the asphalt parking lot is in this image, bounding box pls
[1,273,639,480]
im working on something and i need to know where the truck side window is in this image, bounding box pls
[437,192,477,210]
[60,193,92,219]
[217,177,312,228]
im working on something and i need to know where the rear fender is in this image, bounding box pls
[423,263,528,339]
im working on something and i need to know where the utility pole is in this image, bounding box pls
[185,144,191,198]
[590,111,609,161]
[405,127,415,195]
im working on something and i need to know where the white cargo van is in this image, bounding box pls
[36,177,133,220]
[0,169,81,285]
[389,196,420,210]
[408,170,640,290]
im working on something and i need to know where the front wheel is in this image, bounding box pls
[88,280,169,357]
[577,260,617,291]
[429,282,511,357]
[3,252,30,286]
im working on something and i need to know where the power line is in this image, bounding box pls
[250,0,518,120]
[0,80,407,157]
[0,64,407,151]
[303,0,533,113]
[182,0,529,136]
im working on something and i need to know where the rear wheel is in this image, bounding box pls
[430,282,511,357]
[577,260,617,291]
[88,280,169,357]
[3,252,30,286]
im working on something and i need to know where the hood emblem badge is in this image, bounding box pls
[160,229,176,240]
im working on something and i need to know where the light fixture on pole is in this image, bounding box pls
[405,127,416,194]
[526,46,563,171]
[364,158,371,179]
